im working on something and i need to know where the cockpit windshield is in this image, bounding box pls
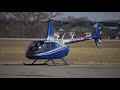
[27,41,60,54]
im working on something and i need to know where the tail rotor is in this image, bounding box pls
[92,23,103,47]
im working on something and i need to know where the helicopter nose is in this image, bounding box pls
[26,51,31,56]
[26,53,31,59]
[26,53,29,55]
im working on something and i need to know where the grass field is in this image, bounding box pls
[0,39,120,64]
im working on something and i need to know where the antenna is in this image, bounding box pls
[71,32,75,39]
[62,33,65,41]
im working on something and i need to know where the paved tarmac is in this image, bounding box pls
[0,64,120,78]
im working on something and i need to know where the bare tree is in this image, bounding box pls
[0,12,63,38]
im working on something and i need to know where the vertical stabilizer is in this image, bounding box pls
[92,23,102,47]
[47,20,53,40]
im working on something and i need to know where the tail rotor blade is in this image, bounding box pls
[99,30,102,47]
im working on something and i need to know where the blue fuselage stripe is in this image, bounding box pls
[26,45,69,59]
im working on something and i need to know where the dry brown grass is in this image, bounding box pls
[0,40,120,64]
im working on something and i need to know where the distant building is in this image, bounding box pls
[54,32,59,40]
[84,32,92,37]
[116,37,119,39]
[58,28,65,32]
[53,28,65,39]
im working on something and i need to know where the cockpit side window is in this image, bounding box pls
[27,41,44,54]
[27,41,60,54]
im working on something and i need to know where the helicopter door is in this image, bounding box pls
[27,41,60,54]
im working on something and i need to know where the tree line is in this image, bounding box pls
[0,12,120,39]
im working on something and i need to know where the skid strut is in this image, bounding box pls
[44,59,50,65]
[32,59,37,64]
[50,59,55,65]
[61,58,68,65]
[23,59,38,65]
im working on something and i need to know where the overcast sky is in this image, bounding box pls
[62,12,120,21]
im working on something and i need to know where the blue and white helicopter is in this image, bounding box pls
[24,18,102,65]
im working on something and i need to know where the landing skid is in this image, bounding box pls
[23,58,68,65]
[23,63,48,65]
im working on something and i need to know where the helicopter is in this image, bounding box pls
[24,18,102,65]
